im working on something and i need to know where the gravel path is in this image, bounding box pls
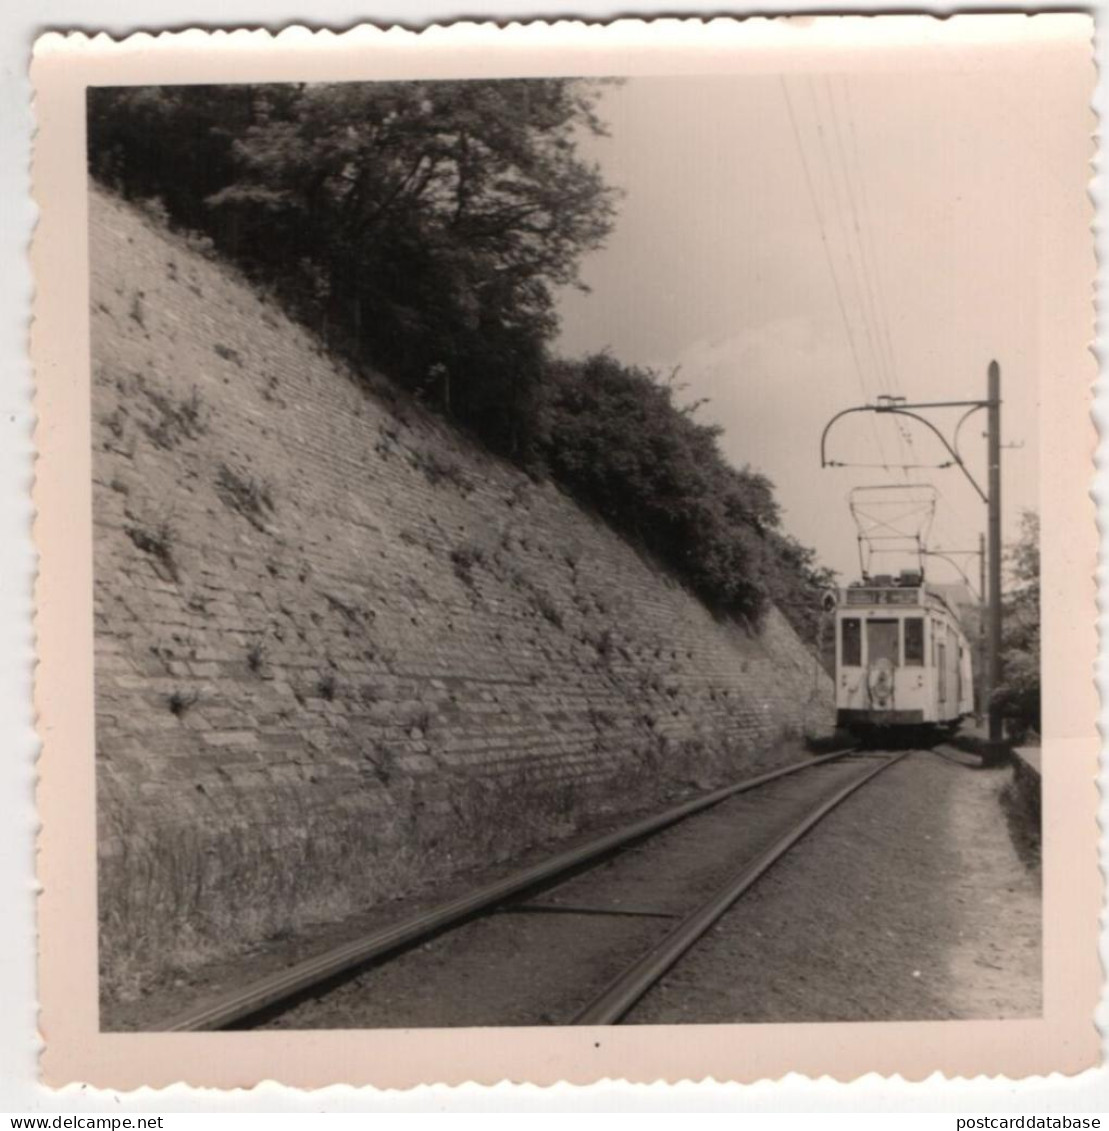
[627,750,1041,1024]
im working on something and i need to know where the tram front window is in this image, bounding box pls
[866,619,899,667]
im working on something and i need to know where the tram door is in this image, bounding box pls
[936,640,948,715]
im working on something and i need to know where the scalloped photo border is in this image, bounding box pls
[30,15,1100,1090]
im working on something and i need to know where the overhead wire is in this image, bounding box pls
[834,77,981,583]
[806,77,896,471]
[787,73,982,581]
[837,77,985,584]
[816,78,910,477]
[821,86,894,397]
[780,75,890,469]
[825,460,954,471]
[841,80,906,410]
[823,77,915,477]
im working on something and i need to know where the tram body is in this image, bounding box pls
[833,572,974,734]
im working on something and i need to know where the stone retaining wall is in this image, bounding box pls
[90,186,834,972]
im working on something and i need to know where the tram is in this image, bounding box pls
[831,569,974,736]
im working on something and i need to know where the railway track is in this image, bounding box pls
[159,747,911,1031]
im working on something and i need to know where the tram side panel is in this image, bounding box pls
[931,614,972,726]
[958,638,975,717]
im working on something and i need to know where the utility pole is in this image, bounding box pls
[979,530,987,720]
[986,361,1003,745]
[820,361,1005,757]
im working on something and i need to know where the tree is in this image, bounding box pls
[537,353,833,637]
[88,80,620,452]
[992,510,1040,740]
[88,83,834,643]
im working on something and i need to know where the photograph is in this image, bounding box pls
[29,15,1098,1089]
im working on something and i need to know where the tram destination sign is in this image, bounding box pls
[844,588,921,606]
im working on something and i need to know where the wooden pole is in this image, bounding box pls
[978,530,987,719]
[987,361,1004,746]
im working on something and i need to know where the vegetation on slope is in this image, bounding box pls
[88,80,832,639]
[993,510,1040,741]
[538,355,834,642]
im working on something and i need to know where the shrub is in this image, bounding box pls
[537,354,833,638]
[993,511,1040,741]
[411,448,473,494]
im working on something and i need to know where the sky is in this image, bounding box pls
[555,27,1092,589]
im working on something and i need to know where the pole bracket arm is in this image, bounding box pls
[820,402,988,503]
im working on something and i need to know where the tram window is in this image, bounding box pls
[904,617,925,666]
[841,618,861,666]
[866,619,899,667]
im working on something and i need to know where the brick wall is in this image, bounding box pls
[90,186,833,976]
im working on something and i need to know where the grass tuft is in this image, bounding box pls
[450,541,485,587]
[139,384,208,450]
[411,448,474,494]
[530,587,563,628]
[215,463,274,532]
[167,689,198,717]
[246,640,267,674]
[126,518,179,581]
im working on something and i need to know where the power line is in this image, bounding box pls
[825,78,917,475]
[840,79,901,394]
[824,461,954,471]
[823,79,890,399]
[780,75,890,468]
[833,79,928,478]
[810,76,908,473]
[805,80,886,406]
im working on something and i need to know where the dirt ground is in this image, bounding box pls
[109,749,1040,1030]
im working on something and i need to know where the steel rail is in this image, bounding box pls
[572,750,911,1026]
[159,748,858,1031]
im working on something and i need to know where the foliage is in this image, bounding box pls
[992,510,1040,741]
[538,354,835,634]
[89,81,833,643]
[88,80,619,453]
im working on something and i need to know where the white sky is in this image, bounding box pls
[556,35,1091,587]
